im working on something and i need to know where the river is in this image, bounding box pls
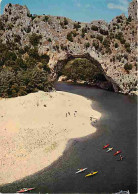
[0,82,137,193]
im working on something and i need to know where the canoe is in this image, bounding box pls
[17,188,35,193]
[76,168,87,174]
[103,144,109,149]
[114,150,121,156]
[106,147,113,152]
[85,171,98,177]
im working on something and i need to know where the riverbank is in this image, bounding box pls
[0,91,101,185]
[58,76,114,91]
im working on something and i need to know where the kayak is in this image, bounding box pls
[106,147,113,152]
[75,168,87,174]
[17,188,35,193]
[85,171,98,177]
[114,150,121,156]
[103,144,109,149]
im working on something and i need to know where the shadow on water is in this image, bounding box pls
[0,82,137,193]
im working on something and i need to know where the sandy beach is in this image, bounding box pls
[0,91,101,185]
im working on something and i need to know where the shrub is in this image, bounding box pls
[109,33,114,39]
[64,17,68,25]
[120,38,126,44]
[67,32,73,42]
[16,58,27,69]
[82,27,87,34]
[116,55,121,61]
[29,33,42,46]
[6,51,17,61]
[71,30,78,37]
[125,42,130,48]
[115,42,119,48]
[126,47,131,53]
[28,14,37,20]
[61,44,67,51]
[61,58,103,82]
[103,38,110,48]
[43,16,49,22]
[91,25,98,31]
[127,16,132,23]
[99,29,108,35]
[7,23,14,30]
[92,40,99,50]
[19,48,25,54]
[94,73,107,81]
[117,18,121,23]
[48,38,52,42]
[60,21,64,28]
[125,42,131,53]
[14,34,21,43]
[124,53,128,60]
[74,22,81,30]
[97,35,103,42]
[0,19,4,30]
[28,47,39,59]
[115,32,125,44]
[25,26,31,33]
[84,42,90,49]
[105,48,112,54]
[24,45,30,53]
[124,63,132,71]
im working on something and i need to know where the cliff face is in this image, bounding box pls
[0,0,137,94]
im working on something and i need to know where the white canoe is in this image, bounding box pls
[75,168,87,174]
[106,147,113,152]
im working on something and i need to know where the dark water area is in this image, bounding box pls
[0,82,137,193]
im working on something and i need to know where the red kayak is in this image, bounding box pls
[17,188,35,193]
[103,144,109,149]
[114,150,121,156]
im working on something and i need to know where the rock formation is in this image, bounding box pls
[0,0,137,95]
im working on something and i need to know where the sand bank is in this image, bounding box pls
[0,91,101,185]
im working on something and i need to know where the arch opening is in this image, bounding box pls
[54,54,115,92]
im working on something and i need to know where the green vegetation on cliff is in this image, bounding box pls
[0,40,53,98]
[61,58,106,83]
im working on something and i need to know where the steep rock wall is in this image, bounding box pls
[0,0,137,94]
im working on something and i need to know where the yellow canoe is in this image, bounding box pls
[85,171,98,177]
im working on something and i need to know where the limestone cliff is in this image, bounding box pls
[0,0,137,94]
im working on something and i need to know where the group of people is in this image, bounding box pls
[65,111,77,117]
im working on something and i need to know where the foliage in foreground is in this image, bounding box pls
[0,40,53,98]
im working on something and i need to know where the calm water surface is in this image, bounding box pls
[0,82,137,193]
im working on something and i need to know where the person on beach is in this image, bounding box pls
[90,117,92,121]
[68,112,70,115]
[66,113,67,117]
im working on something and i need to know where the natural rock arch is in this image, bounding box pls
[48,51,121,92]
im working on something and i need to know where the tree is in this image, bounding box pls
[114,43,119,48]
[85,42,90,49]
[43,16,49,22]
[29,33,42,46]
[97,35,103,42]
[91,25,98,31]
[61,58,103,83]
[64,17,68,25]
[124,63,132,71]
[67,32,73,42]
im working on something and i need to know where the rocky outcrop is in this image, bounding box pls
[0,0,137,94]
[128,0,137,21]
